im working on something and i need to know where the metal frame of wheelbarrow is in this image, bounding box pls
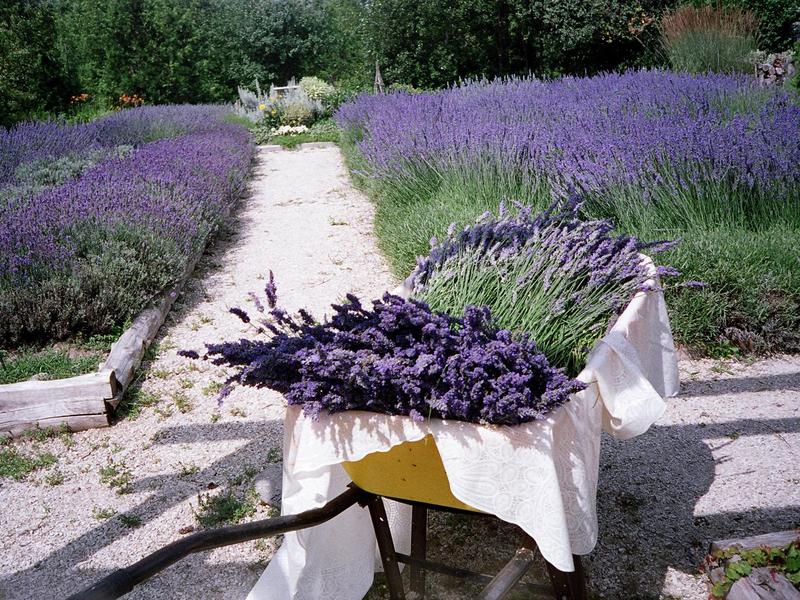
[67,484,587,600]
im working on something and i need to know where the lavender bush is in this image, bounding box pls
[412,200,677,376]
[189,291,585,426]
[337,71,800,354]
[0,107,254,346]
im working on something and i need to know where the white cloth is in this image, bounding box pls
[249,261,679,599]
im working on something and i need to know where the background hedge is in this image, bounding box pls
[2,0,797,126]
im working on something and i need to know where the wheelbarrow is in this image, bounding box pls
[68,436,587,600]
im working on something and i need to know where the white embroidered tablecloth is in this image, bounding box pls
[248,263,679,600]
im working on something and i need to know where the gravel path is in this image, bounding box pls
[0,146,396,600]
[2,146,798,600]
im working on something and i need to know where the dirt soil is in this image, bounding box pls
[1,145,797,600]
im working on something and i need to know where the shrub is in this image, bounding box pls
[661,4,760,73]
[278,88,319,126]
[299,76,335,101]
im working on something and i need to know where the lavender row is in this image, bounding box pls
[336,71,800,197]
[0,105,232,187]
[1,123,253,284]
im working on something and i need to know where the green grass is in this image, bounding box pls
[254,119,340,148]
[341,136,800,356]
[193,487,259,528]
[0,446,57,480]
[0,348,103,385]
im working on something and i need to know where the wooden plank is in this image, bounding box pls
[0,397,104,423]
[728,568,800,600]
[712,531,800,553]
[0,370,114,408]
[3,413,109,438]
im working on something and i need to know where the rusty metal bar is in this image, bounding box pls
[66,486,367,600]
[367,496,406,600]
[409,505,427,596]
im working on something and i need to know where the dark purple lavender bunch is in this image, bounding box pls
[188,282,584,425]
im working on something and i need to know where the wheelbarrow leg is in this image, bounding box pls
[410,505,427,597]
[545,554,587,600]
[367,496,406,600]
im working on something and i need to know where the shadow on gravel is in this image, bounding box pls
[590,415,800,599]
[0,419,281,600]
[681,372,800,397]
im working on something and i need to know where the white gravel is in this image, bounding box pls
[1,146,798,600]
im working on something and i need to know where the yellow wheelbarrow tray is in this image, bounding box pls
[342,434,481,513]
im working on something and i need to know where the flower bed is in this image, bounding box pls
[336,71,800,355]
[0,106,255,348]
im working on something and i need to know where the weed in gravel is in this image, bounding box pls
[173,392,193,413]
[143,341,161,362]
[119,385,159,419]
[99,461,133,494]
[229,406,247,418]
[210,412,221,423]
[154,405,174,420]
[92,506,116,520]
[193,487,259,528]
[179,463,200,477]
[119,514,142,528]
[0,446,57,480]
[230,465,259,486]
[45,470,66,486]
[266,447,281,463]
[150,368,171,379]
[203,381,224,397]
[179,378,194,389]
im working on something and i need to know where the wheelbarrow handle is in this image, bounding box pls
[66,486,367,600]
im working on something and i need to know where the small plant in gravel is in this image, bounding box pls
[203,381,224,397]
[0,446,57,481]
[45,470,66,486]
[92,506,116,520]
[179,462,200,477]
[119,514,142,528]
[119,385,160,419]
[229,406,247,418]
[193,487,259,528]
[99,461,133,494]
[173,392,193,413]
[266,447,281,463]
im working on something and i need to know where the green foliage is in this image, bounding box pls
[661,4,760,73]
[0,1,72,127]
[254,119,340,147]
[362,0,669,88]
[194,487,259,528]
[99,461,133,494]
[0,446,57,480]
[706,540,800,598]
[0,348,102,385]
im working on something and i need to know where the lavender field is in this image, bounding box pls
[0,106,255,347]
[337,71,800,355]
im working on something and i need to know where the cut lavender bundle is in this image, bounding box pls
[189,290,585,426]
[412,200,678,376]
